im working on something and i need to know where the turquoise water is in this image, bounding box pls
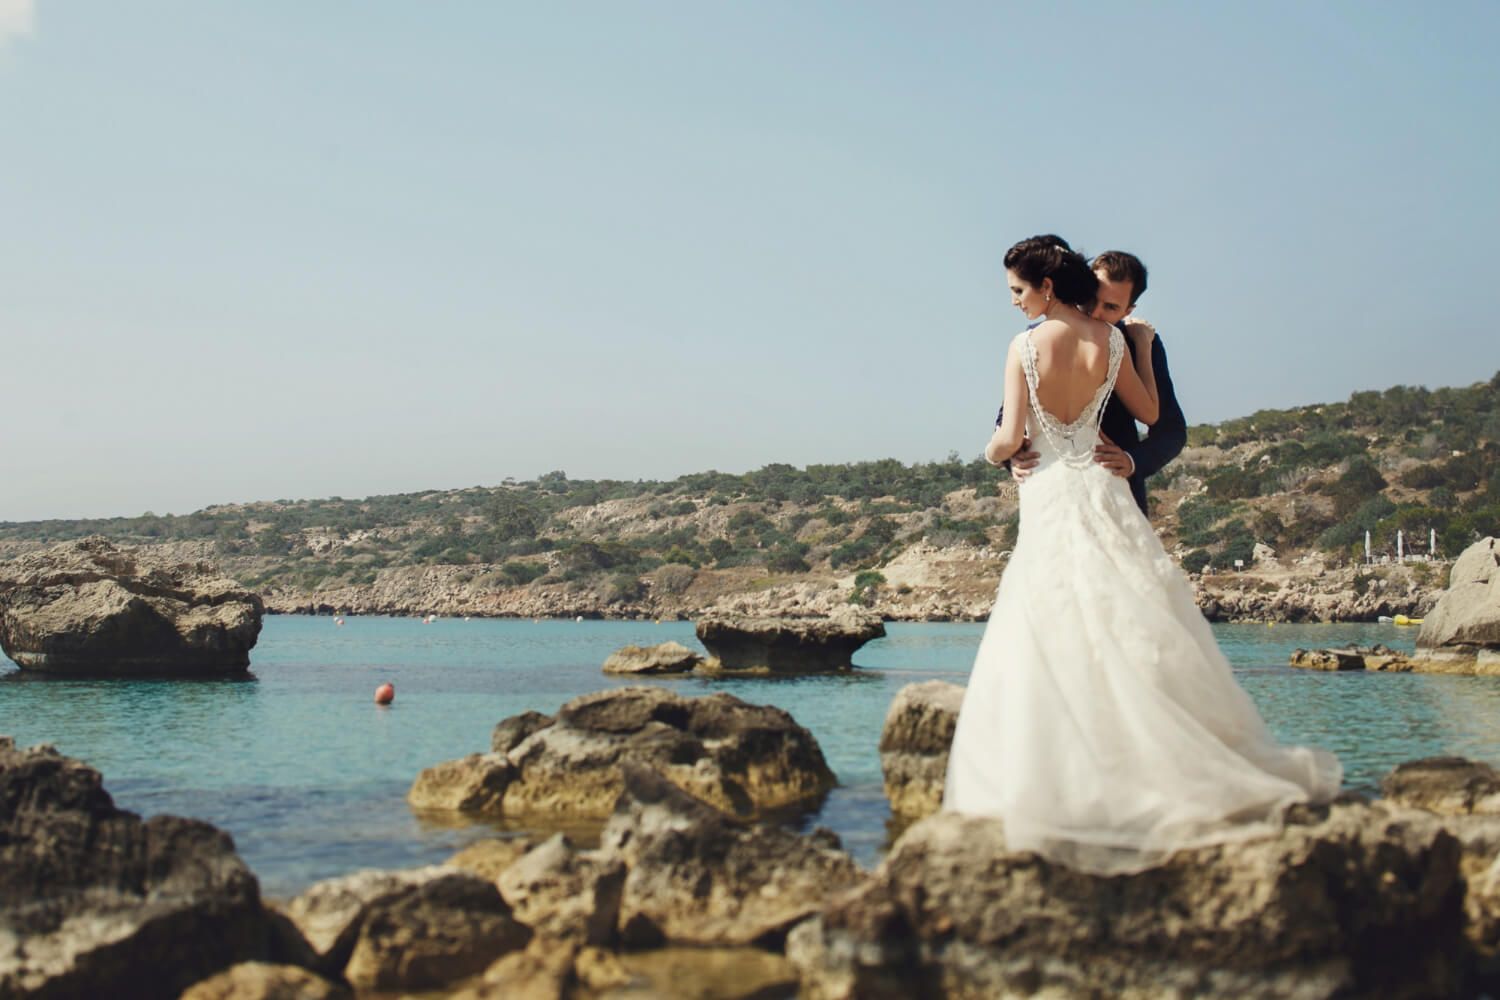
[3,617,1497,898]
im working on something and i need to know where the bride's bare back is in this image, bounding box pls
[1027,318,1116,425]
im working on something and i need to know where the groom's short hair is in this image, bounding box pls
[1092,251,1148,305]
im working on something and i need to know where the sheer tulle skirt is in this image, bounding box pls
[942,450,1341,875]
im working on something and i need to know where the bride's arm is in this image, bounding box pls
[985,338,1029,465]
[1112,328,1160,426]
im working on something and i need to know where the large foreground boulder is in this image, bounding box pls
[787,800,1475,999]
[1416,537,1500,672]
[0,536,264,676]
[1380,757,1500,973]
[0,737,290,999]
[879,680,964,821]
[410,687,836,821]
[695,607,885,673]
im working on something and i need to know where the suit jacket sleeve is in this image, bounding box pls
[1123,336,1186,482]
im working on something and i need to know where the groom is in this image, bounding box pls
[1000,249,1187,515]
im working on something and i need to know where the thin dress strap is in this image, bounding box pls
[1022,327,1124,469]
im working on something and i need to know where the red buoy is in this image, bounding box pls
[374,682,395,705]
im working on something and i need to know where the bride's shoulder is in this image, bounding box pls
[1028,318,1070,341]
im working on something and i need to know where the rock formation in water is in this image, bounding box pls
[695,607,886,673]
[879,679,963,822]
[600,640,703,675]
[1416,536,1500,671]
[0,536,264,676]
[408,686,837,821]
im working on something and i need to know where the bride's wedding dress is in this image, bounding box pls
[943,326,1341,874]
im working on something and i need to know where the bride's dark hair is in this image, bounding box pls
[1004,235,1099,309]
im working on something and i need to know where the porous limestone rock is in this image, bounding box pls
[600,764,864,949]
[1416,537,1500,670]
[787,800,1473,999]
[695,607,885,673]
[340,869,530,992]
[0,738,284,999]
[601,640,703,675]
[410,687,836,821]
[879,680,964,821]
[0,536,263,675]
[496,834,626,946]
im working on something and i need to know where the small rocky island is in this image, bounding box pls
[0,536,264,676]
[694,607,885,673]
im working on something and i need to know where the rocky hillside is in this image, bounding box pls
[2,373,1497,622]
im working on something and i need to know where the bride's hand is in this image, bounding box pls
[1122,317,1156,348]
[1128,320,1158,355]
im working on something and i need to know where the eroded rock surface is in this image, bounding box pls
[0,535,263,675]
[601,764,864,949]
[879,680,964,821]
[282,865,530,990]
[179,962,351,1000]
[1417,537,1500,671]
[695,607,885,673]
[788,801,1474,999]
[0,737,284,999]
[410,687,836,821]
[497,834,626,946]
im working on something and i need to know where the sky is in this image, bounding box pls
[2,2,1497,521]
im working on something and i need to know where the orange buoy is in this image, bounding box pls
[374,682,395,705]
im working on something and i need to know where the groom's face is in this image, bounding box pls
[1090,270,1136,325]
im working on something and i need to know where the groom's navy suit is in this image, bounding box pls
[996,326,1187,516]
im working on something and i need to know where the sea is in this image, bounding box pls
[2,617,1495,899]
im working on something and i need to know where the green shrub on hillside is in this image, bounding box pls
[1325,458,1388,517]
[766,547,811,573]
[500,561,547,586]
[1177,498,1235,547]
[607,572,645,604]
[1181,549,1212,574]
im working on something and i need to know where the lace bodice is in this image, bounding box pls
[1020,326,1125,469]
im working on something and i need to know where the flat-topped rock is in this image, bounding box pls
[410,686,836,821]
[0,737,285,999]
[879,680,965,821]
[788,799,1473,999]
[0,536,264,676]
[695,607,885,673]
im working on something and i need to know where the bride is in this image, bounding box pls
[943,236,1341,874]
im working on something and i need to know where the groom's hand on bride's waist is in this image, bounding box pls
[1094,433,1136,478]
[1009,438,1041,482]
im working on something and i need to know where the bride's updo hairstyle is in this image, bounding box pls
[1004,235,1099,309]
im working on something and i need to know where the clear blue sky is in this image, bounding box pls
[3,2,1496,521]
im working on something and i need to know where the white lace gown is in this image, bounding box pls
[943,327,1342,874]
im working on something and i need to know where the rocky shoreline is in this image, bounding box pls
[257,558,1443,625]
[13,681,1500,999]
